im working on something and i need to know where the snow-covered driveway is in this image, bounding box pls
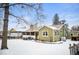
[0,39,79,55]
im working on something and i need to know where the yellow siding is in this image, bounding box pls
[38,26,60,42]
[53,35,60,42]
[53,30,60,42]
[38,26,53,42]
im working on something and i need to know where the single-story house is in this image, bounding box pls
[71,30,79,41]
[8,28,22,39]
[38,24,68,42]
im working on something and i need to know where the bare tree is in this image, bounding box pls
[71,25,79,31]
[0,3,44,49]
[1,3,9,49]
[60,20,66,24]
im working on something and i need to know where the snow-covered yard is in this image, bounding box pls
[0,39,79,55]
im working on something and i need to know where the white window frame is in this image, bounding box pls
[42,31,48,37]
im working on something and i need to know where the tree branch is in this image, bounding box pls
[0,3,37,10]
[9,13,29,25]
[0,3,45,26]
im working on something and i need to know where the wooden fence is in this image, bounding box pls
[69,43,79,55]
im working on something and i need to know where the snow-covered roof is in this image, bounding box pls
[52,24,64,30]
[43,24,64,30]
[26,26,40,32]
[26,28,39,32]
[46,26,58,30]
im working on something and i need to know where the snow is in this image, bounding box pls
[23,35,35,39]
[0,39,79,55]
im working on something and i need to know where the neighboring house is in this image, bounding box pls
[71,30,79,36]
[8,28,22,39]
[38,24,68,42]
[71,30,79,41]
[0,28,22,39]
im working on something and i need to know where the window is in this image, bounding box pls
[43,32,48,36]
[71,34,73,36]
[31,32,34,35]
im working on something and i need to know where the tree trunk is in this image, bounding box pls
[1,3,9,49]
